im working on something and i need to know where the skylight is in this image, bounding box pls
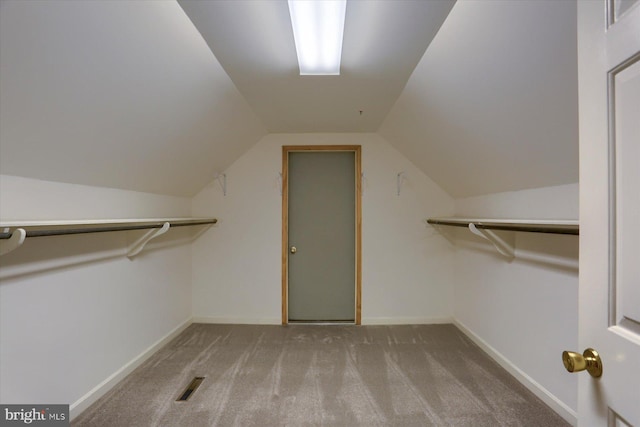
[287,0,347,75]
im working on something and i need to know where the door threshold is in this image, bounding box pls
[288,320,356,325]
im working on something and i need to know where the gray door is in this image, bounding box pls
[288,151,356,322]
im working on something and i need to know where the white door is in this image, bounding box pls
[578,0,640,425]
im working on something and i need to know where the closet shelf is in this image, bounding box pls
[426,217,578,261]
[0,218,217,257]
[426,217,578,235]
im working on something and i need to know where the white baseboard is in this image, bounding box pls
[69,318,193,421]
[454,320,577,426]
[362,316,453,325]
[193,316,281,325]
[194,317,453,326]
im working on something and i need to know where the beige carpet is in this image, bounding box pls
[73,324,569,426]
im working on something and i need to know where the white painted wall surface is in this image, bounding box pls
[0,175,191,220]
[0,177,194,418]
[454,183,579,219]
[192,133,455,324]
[448,184,579,424]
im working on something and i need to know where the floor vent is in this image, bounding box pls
[176,377,205,402]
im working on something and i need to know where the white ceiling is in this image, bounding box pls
[178,0,456,132]
[0,0,579,199]
[0,0,266,197]
[379,0,579,197]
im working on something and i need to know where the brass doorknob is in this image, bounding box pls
[562,348,602,378]
[290,246,297,254]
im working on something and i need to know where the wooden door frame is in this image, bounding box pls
[282,145,362,325]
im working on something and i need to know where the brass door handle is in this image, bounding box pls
[562,348,602,378]
[290,246,297,254]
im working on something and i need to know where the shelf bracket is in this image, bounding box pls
[215,173,227,196]
[469,223,515,260]
[0,228,26,256]
[127,222,170,259]
[397,172,405,196]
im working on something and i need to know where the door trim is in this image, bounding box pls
[282,145,362,325]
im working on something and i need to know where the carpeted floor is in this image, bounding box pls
[72,324,570,426]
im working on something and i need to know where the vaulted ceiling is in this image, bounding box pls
[0,0,266,197]
[178,0,455,132]
[379,0,578,197]
[0,0,578,198]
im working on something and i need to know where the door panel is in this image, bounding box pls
[613,57,640,333]
[578,0,640,425]
[287,151,356,322]
[609,0,640,24]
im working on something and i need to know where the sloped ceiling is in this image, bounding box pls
[0,0,266,197]
[379,0,578,198]
[0,0,579,199]
[178,0,455,132]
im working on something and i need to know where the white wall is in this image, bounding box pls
[449,184,579,424]
[0,175,195,418]
[455,183,578,219]
[192,133,455,324]
[0,175,191,220]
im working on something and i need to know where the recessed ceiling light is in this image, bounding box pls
[288,0,347,75]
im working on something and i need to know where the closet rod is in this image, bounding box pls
[0,219,217,240]
[426,218,579,235]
